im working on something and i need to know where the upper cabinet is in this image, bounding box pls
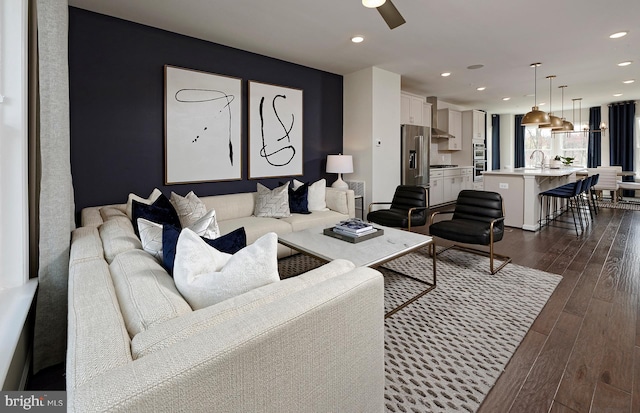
[437,108,462,151]
[423,102,432,128]
[462,110,486,142]
[401,92,426,126]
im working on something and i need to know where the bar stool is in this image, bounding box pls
[539,179,585,236]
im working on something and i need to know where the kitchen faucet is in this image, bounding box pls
[530,150,546,168]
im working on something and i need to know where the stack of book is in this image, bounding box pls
[332,218,376,237]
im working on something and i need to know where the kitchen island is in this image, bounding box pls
[483,167,585,231]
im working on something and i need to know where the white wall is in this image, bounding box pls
[344,67,400,209]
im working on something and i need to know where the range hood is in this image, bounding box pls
[426,96,454,139]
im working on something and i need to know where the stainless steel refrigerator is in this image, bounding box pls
[401,124,430,189]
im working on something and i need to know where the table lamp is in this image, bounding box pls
[326,154,353,190]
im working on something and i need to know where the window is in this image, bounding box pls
[558,131,588,167]
[524,127,552,167]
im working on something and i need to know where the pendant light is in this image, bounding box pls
[362,0,386,7]
[540,75,563,129]
[521,63,551,126]
[572,98,585,135]
[558,85,574,132]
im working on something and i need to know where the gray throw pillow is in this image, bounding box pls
[254,182,291,218]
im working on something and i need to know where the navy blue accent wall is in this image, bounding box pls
[68,7,343,213]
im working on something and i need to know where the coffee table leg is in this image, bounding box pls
[382,241,436,318]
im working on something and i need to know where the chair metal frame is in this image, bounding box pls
[428,193,511,275]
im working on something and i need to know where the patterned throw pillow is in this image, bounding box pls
[170,191,208,228]
[137,209,220,264]
[173,229,280,309]
[254,182,291,218]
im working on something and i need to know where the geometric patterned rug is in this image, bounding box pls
[279,247,562,413]
[596,199,640,211]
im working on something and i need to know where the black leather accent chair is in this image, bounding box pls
[429,190,511,274]
[367,185,428,232]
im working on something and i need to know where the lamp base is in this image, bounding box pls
[331,174,349,190]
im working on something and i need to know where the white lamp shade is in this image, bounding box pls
[362,0,386,8]
[326,155,353,174]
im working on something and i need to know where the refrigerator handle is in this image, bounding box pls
[416,135,424,178]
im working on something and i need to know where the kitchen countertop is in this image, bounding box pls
[430,165,473,170]
[483,166,585,177]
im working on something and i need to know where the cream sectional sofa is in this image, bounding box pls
[68,188,384,412]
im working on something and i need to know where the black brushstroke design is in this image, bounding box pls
[259,94,295,166]
[175,89,235,165]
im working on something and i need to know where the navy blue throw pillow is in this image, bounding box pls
[131,194,181,236]
[162,226,247,275]
[288,182,311,214]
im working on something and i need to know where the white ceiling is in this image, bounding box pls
[68,0,640,115]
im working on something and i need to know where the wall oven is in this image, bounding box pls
[474,160,486,181]
[473,142,486,160]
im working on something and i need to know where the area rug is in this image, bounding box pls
[596,199,640,211]
[279,248,562,413]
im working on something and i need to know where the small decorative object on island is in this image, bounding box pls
[561,156,574,166]
[551,156,563,169]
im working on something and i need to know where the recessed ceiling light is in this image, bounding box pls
[441,72,451,77]
[351,36,364,43]
[609,31,628,39]
[362,0,385,8]
[623,79,635,84]
[538,102,546,106]
[476,87,486,91]
[467,64,484,70]
[618,61,632,66]
[613,93,623,97]
[502,97,511,101]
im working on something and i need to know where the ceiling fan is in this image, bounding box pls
[363,0,406,30]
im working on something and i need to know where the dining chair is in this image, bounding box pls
[592,167,619,203]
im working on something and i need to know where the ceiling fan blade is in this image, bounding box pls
[377,0,406,30]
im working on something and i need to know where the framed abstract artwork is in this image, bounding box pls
[164,65,242,184]
[248,81,303,179]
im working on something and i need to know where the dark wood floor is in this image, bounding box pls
[416,205,640,413]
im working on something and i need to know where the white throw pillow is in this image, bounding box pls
[126,188,162,219]
[137,209,220,263]
[254,182,291,218]
[294,178,328,211]
[173,229,280,309]
[170,191,208,228]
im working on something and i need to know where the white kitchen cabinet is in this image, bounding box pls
[443,169,463,203]
[463,110,486,142]
[401,93,425,126]
[461,167,473,190]
[437,109,462,151]
[423,102,432,128]
[429,170,444,206]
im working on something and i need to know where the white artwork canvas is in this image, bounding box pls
[249,81,303,179]
[165,65,242,183]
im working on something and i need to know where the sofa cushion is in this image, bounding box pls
[162,226,247,275]
[100,205,129,224]
[217,216,292,244]
[109,249,192,337]
[254,182,291,218]
[173,230,280,310]
[126,188,162,220]
[280,210,350,232]
[170,191,208,228]
[99,219,142,264]
[70,226,104,264]
[325,187,349,215]
[131,259,356,359]
[200,192,256,221]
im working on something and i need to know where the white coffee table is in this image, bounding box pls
[278,225,436,317]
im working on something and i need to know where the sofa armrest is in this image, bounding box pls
[325,187,355,218]
[69,267,384,413]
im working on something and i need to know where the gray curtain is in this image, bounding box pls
[33,0,75,373]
